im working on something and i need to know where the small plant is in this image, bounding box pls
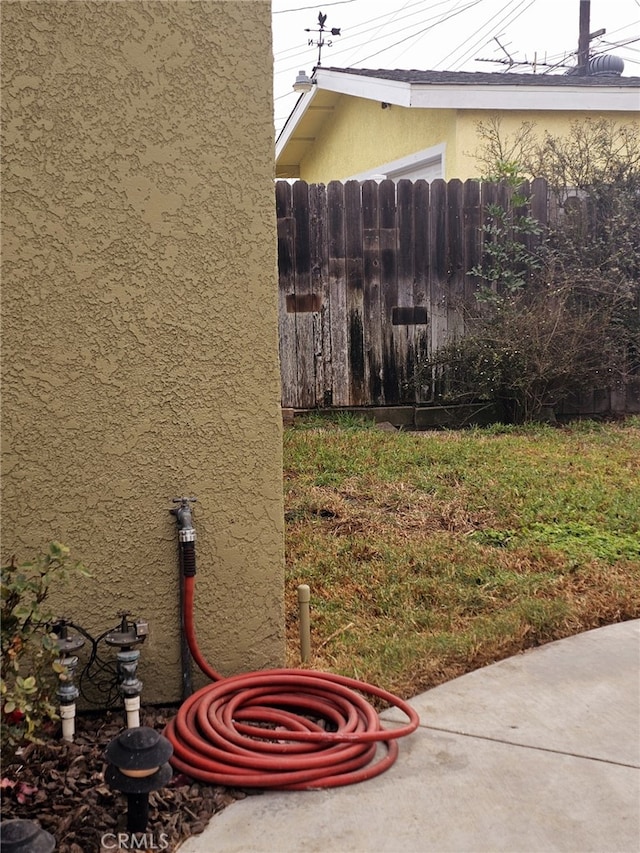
[1,542,89,753]
[470,158,544,301]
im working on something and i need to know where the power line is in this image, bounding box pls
[446,0,537,72]
[341,0,415,66]
[431,0,515,69]
[344,0,484,67]
[273,0,357,14]
[273,0,452,63]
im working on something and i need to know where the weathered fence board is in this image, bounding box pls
[276,181,297,407]
[277,177,637,416]
[309,183,329,408]
[345,180,366,407]
[362,179,383,404]
[429,179,448,376]
[327,181,348,407]
[292,180,314,408]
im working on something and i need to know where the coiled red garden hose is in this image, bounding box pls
[165,576,419,790]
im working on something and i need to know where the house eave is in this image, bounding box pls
[275,68,640,177]
[409,83,639,110]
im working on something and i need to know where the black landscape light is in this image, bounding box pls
[0,819,56,853]
[104,726,173,833]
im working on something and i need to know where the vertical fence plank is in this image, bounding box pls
[309,183,330,407]
[397,179,415,403]
[345,180,366,406]
[362,180,383,404]
[379,179,398,404]
[463,179,482,307]
[530,177,549,231]
[413,179,430,401]
[327,180,348,406]
[292,180,315,407]
[446,178,465,339]
[430,178,448,356]
[479,180,498,301]
[530,177,549,262]
[276,180,297,407]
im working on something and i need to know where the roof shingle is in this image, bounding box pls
[325,67,640,88]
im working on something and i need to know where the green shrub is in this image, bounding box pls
[1,543,89,753]
[420,119,640,423]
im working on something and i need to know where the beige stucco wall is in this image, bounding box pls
[1,0,285,703]
[296,97,639,182]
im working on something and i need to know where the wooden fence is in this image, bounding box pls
[276,177,639,415]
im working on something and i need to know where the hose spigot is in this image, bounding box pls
[170,497,197,543]
[170,497,197,578]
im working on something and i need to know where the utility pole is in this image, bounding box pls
[577,0,590,75]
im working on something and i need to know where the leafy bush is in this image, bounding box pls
[1,543,89,753]
[469,158,544,300]
[422,118,640,422]
[427,278,628,422]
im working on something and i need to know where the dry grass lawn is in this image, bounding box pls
[283,416,640,700]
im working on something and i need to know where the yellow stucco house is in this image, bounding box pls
[276,66,640,181]
[2,1,284,704]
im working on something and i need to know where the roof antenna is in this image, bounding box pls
[304,11,341,68]
[493,36,515,69]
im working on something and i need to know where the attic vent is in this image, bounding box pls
[588,55,624,76]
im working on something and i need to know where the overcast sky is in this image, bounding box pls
[272,0,640,134]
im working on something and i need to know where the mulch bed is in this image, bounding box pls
[1,706,246,852]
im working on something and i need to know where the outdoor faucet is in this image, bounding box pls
[170,497,197,541]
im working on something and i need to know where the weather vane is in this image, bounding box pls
[305,11,340,67]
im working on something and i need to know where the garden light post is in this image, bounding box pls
[0,819,55,852]
[104,726,173,833]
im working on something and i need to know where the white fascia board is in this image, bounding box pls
[409,84,640,111]
[316,68,412,107]
[275,86,319,159]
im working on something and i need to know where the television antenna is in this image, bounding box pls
[476,2,607,74]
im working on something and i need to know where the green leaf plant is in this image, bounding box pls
[419,117,640,423]
[1,543,89,754]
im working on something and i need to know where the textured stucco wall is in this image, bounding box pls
[299,97,457,182]
[1,1,285,703]
[454,109,640,179]
[298,98,639,182]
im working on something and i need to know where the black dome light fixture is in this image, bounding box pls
[104,726,173,833]
[0,819,56,853]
